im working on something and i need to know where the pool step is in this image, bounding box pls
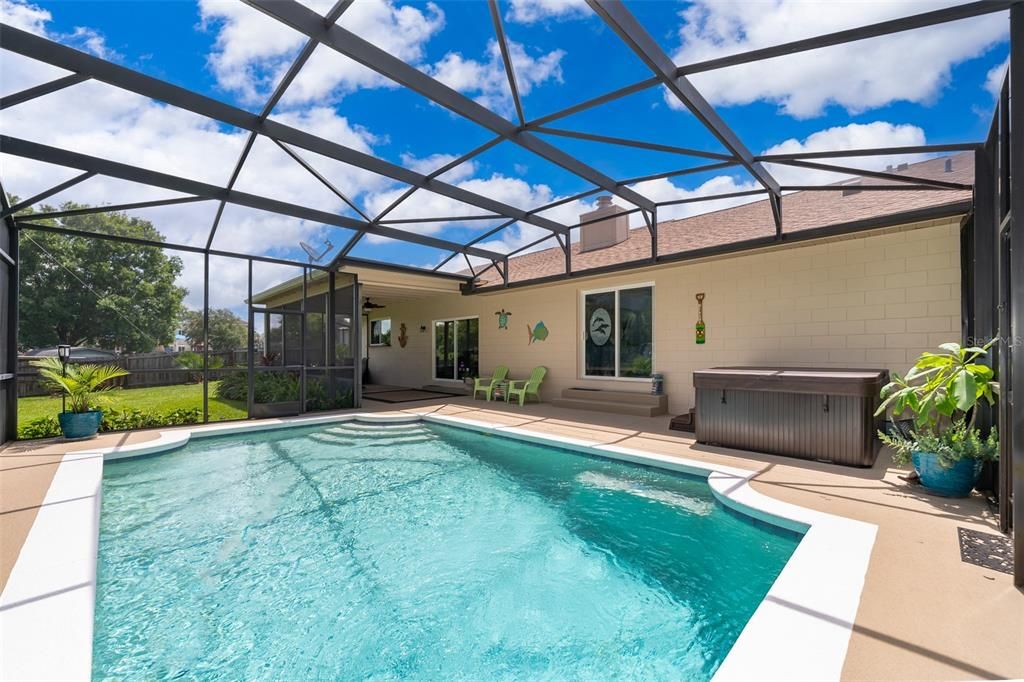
[551,388,668,417]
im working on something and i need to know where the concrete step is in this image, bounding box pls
[551,397,665,418]
[421,383,471,396]
[561,388,667,410]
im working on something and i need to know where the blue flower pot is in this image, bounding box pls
[911,451,982,498]
[58,410,103,440]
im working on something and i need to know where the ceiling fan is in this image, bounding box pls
[363,298,386,310]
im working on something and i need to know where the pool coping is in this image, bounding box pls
[0,412,877,681]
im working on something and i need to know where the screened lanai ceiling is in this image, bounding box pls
[0,0,1013,289]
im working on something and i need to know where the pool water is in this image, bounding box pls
[93,421,801,680]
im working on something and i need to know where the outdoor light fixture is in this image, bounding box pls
[57,344,71,414]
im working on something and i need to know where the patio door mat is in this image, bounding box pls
[362,388,456,403]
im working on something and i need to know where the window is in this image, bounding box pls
[582,284,653,379]
[369,318,391,346]
[433,317,479,380]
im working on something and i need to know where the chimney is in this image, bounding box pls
[578,196,629,252]
[897,162,908,171]
[944,158,953,173]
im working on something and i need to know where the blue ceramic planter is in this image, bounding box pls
[58,410,103,439]
[911,451,982,498]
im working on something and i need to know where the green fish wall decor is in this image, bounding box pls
[495,309,511,330]
[528,321,549,344]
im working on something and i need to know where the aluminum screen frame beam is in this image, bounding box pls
[585,0,782,233]
[205,0,357,251]
[241,0,657,213]
[676,1,1015,76]
[0,72,89,110]
[0,23,569,239]
[1,135,506,261]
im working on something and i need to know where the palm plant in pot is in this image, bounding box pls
[30,357,129,439]
[875,341,999,497]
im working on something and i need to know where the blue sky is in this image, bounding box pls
[0,0,1011,305]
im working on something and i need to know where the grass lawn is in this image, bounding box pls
[18,381,247,428]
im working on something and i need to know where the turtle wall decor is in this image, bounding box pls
[495,309,511,330]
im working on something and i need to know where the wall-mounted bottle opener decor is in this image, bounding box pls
[528,321,549,344]
[495,309,511,330]
[398,323,408,348]
[695,293,706,344]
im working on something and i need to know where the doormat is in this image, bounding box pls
[362,389,455,404]
[957,527,1012,575]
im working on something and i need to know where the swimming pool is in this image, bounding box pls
[93,420,801,680]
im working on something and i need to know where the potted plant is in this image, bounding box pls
[30,357,129,439]
[875,341,999,497]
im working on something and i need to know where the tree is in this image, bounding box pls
[180,308,248,352]
[17,200,187,353]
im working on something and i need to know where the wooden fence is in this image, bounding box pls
[17,350,249,398]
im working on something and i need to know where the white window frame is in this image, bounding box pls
[369,318,391,347]
[431,315,479,382]
[579,282,655,382]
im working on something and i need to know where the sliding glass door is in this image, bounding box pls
[433,317,479,381]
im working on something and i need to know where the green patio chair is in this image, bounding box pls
[506,366,547,406]
[473,365,509,401]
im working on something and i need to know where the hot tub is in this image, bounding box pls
[693,367,889,467]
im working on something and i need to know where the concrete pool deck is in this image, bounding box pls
[2,397,1021,680]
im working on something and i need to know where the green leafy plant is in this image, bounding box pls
[176,351,224,382]
[879,418,999,468]
[213,372,299,404]
[18,416,61,439]
[30,357,130,413]
[876,340,999,431]
[17,407,202,439]
[102,407,201,431]
[875,340,1000,469]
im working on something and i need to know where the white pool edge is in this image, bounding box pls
[0,412,876,681]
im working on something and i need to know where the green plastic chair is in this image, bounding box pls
[473,366,509,401]
[506,366,547,406]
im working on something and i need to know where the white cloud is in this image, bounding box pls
[621,121,931,222]
[63,25,121,61]
[428,39,565,115]
[985,56,1009,97]
[672,0,1009,118]
[398,151,477,182]
[198,0,445,106]
[1,0,48,33]
[0,0,405,300]
[504,0,589,24]
[761,121,929,185]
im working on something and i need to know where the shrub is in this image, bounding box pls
[176,352,224,382]
[101,408,202,431]
[306,378,354,411]
[214,372,248,402]
[18,416,61,439]
[214,372,299,404]
[17,407,203,440]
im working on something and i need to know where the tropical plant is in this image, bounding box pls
[30,357,130,413]
[879,419,999,468]
[176,351,224,382]
[875,340,999,431]
[875,340,1000,469]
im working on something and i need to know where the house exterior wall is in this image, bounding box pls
[366,217,962,415]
